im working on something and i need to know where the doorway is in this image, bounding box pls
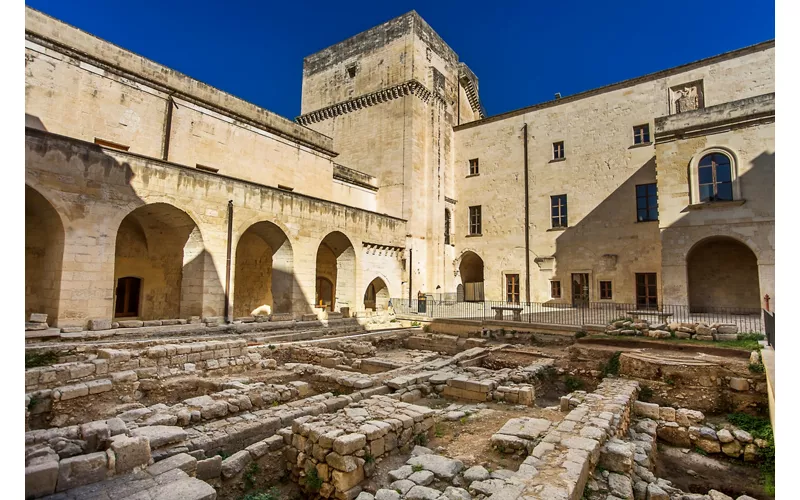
[571,273,589,307]
[636,273,658,309]
[115,276,142,318]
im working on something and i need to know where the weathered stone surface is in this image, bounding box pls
[133,426,187,449]
[729,378,750,391]
[695,438,721,454]
[375,489,401,500]
[388,465,413,481]
[110,435,151,473]
[733,429,753,443]
[149,477,216,500]
[326,452,359,472]
[657,424,691,447]
[56,452,108,491]
[496,417,551,439]
[333,433,367,455]
[196,455,222,480]
[147,452,197,476]
[708,490,734,500]
[608,472,633,499]
[332,466,365,492]
[647,483,670,500]
[716,429,734,443]
[676,409,705,427]
[407,470,434,485]
[406,454,464,479]
[25,460,59,498]
[88,319,112,331]
[221,450,252,478]
[721,440,743,457]
[463,465,489,483]
[405,485,442,499]
[600,439,634,473]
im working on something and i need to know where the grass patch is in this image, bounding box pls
[727,413,775,495]
[413,433,429,446]
[411,321,421,327]
[574,330,588,339]
[244,463,259,490]
[364,452,375,464]
[600,351,621,377]
[25,351,59,368]
[434,423,445,438]
[564,376,583,392]
[748,363,765,374]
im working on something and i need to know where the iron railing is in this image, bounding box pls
[391,298,765,333]
[764,309,775,347]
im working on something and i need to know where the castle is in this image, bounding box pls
[24,7,775,328]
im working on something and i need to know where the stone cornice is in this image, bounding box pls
[296,79,444,126]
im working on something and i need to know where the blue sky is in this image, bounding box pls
[25,0,775,120]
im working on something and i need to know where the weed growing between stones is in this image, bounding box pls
[664,376,676,386]
[565,376,583,392]
[304,467,323,492]
[268,344,276,351]
[411,321,421,327]
[364,452,375,464]
[244,462,259,490]
[728,413,775,495]
[434,423,445,438]
[748,362,765,374]
[414,432,429,446]
[574,330,588,339]
[601,351,621,377]
[411,464,424,473]
[422,324,431,333]
[25,351,59,368]
[215,450,230,460]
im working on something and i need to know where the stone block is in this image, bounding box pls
[110,435,151,473]
[86,379,113,394]
[333,433,366,455]
[196,455,222,480]
[80,421,111,452]
[56,383,89,401]
[56,452,108,491]
[633,401,660,419]
[331,466,365,492]
[88,319,112,331]
[29,313,48,323]
[147,452,197,476]
[599,439,635,474]
[118,320,144,328]
[25,460,59,498]
[221,450,252,478]
[676,408,705,427]
[658,406,676,422]
[148,478,216,500]
[132,426,187,449]
[729,378,750,391]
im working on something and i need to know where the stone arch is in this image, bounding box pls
[363,277,390,311]
[315,231,356,312]
[25,185,65,323]
[458,250,485,302]
[687,236,760,312]
[233,221,294,316]
[113,202,206,320]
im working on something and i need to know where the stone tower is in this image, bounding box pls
[297,11,484,299]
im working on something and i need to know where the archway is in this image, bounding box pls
[233,221,294,316]
[363,277,389,311]
[459,251,485,302]
[25,186,65,323]
[113,203,206,320]
[315,232,356,312]
[687,236,760,312]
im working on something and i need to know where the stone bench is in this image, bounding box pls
[491,306,523,321]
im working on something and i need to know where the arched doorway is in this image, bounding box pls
[315,232,356,312]
[363,277,389,311]
[687,237,760,312]
[25,186,65,323]
[459,251,485,302]
[233,222,293,316]
[114,203,206,320]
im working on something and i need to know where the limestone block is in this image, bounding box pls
[221,450,252,478]
[599,439,635,474]
[406,454,464,479]
[25,460,59,498]
[148,452,197,477]
[148,477,216,500]
[56,452,108,491]
[462,465,489,483]
[80,421,110,452]
[717,325,739,335]
[608,472,634,499]
[658,406,676,422]
[657,424,690,447]
[405,485,441,499]
[716,429,734,443]
[55,383,89,401]
[331,466,365,492]
[375,489,401,500]
[633,401,660,419]
[733,429,753,443]
[196,455,222,480]
[729,378,749,391]
[647,483,670,500]
[722,440,743,457]
[88,319,112,331]
[696,438,721,454]
[326,452,359,472]
[110,435,151,473]
[333,433,366,455]
[119,320,144,328]
[132,426,187,449]
[676,408,705,426]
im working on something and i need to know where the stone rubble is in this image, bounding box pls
[605,319,742,342]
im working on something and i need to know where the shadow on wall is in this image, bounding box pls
[552,157,660,305]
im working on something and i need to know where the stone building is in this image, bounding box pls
[24,7,775,328]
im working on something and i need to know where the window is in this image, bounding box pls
[635,273,658,309]
[553,141,565,160]
[346,64,357,78]
[115,277,142,317]
[444,209,451,245]
[698,153,733,202]
[550,280,562,299]
[506,274,520,303]
[551,195,568,228]
[469,206,482,235]
[636,183,658,222]
[469,158,479,176]
[600,281,613,300]
[633,124,650,145]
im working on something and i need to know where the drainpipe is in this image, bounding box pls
[224,200,233,324]
[162,95,175,161]
[523,123,531,302]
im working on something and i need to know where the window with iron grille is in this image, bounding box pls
[551,194,568,228]
[550,280,561,299]
[553,141,565,160]
[469,158,479,176]
[469,206,482,235]
[600,281,613,300]
[636,183,658,222]
[635,273,658,309]
[506,274,520,303]
[633,124,650,145]
[698,153,733,202]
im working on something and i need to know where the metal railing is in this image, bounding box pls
[391,298,765,333]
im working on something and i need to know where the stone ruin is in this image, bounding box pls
[24,324,771,500]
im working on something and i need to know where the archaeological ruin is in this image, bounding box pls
[24,5,776,500]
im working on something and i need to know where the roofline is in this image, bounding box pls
[454,39,775,131]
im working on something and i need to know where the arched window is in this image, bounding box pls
[698,153,733,202]
[444,209,451,245]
